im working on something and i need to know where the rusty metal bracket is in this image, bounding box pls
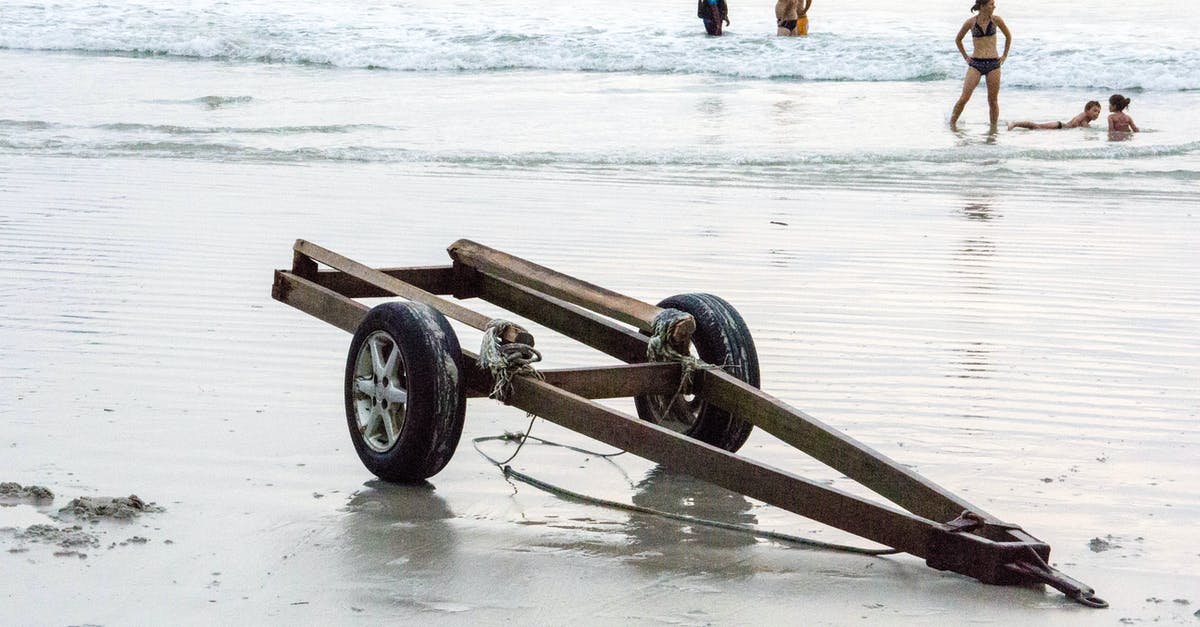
[1005,549,1109,608]
[927,511,1107,608]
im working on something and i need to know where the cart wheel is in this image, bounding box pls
[344,302,466,482]
[634,293,759,452]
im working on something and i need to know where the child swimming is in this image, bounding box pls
[1007,100,1101,130]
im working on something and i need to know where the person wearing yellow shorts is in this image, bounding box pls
[796,1,811,36]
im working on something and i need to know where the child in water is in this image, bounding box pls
[698,0,730,36]
[1007,100,1101,130]
[1108,94,1139,133]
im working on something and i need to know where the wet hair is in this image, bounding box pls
[1085,100,1101,111]
[971,0,988,12]
[1109,94,1131,112]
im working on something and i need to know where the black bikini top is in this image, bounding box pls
[972,19,996,37]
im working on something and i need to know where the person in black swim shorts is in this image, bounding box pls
[949,0,1012,129]
[776,0,811,36]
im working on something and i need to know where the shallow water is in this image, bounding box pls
[1,0,1198,623]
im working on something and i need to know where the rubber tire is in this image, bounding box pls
[634,293,759,452]
[344,302,466,482]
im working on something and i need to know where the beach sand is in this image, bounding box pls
[2,155,1197,624]
[2,0,1199,617]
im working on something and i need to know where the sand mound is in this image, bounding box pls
[0,482,54,501]
[16,523,98,549]
[57,495,163,521]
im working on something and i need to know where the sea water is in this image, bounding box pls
[1,0,1198,197]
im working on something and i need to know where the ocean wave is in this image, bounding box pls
[94,122,391,135]
[0,119,390,136]
[192,95,253,109]
[1,3,1197,91]
[2,134,1196,168]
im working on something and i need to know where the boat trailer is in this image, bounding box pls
[271,238,1106,609]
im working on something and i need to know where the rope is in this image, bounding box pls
[644,308,729,424]
[479,318,543,402]
[646,308,708,381]
[472,432,899,557]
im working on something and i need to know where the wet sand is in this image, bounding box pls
[1,156,1198,624]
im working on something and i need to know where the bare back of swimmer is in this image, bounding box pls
[1008,101,1101,130]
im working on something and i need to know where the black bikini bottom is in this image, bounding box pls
[968,58,1000,75]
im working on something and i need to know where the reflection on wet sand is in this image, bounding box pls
[948,342,993,379]
[959,201,998,222]
[954,201,997,274]
[622,465,760,574]
[772,99,800,130]
[696,96,726,146]
[499,460,766,575]
[948,201,997,381]
[342,480,457,574]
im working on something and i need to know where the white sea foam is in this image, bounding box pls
[1,1,1196,200]
[0,0,1197,91]
[2,113,1196,164]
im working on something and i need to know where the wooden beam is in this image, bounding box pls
[696,368,991,525]
[294,239,492,331]
[504,372,938,557]
[537,363,680,399]
[308,265,466,299]
[272,270,367,333]
[271,272,676,400]
[448,239,662,331]
[469,271,650,365]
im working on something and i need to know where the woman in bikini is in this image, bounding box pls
[949,0,1012,129]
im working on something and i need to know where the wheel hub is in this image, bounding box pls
[353,330,408,453]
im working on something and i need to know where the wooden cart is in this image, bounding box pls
[272,239,1106,609]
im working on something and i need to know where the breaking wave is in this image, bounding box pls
[1,1,1197,91]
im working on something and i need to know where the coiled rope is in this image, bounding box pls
[645,308,708,388]
[479,318,543,402]
[643,308,735,424]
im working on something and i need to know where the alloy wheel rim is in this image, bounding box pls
[352,330,409,452]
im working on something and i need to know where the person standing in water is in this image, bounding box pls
[699,0,730,36]
[775,0,812,37]
[1007,100,1101,130]
[949,0,1012,129]
[1107,94,1139,133]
